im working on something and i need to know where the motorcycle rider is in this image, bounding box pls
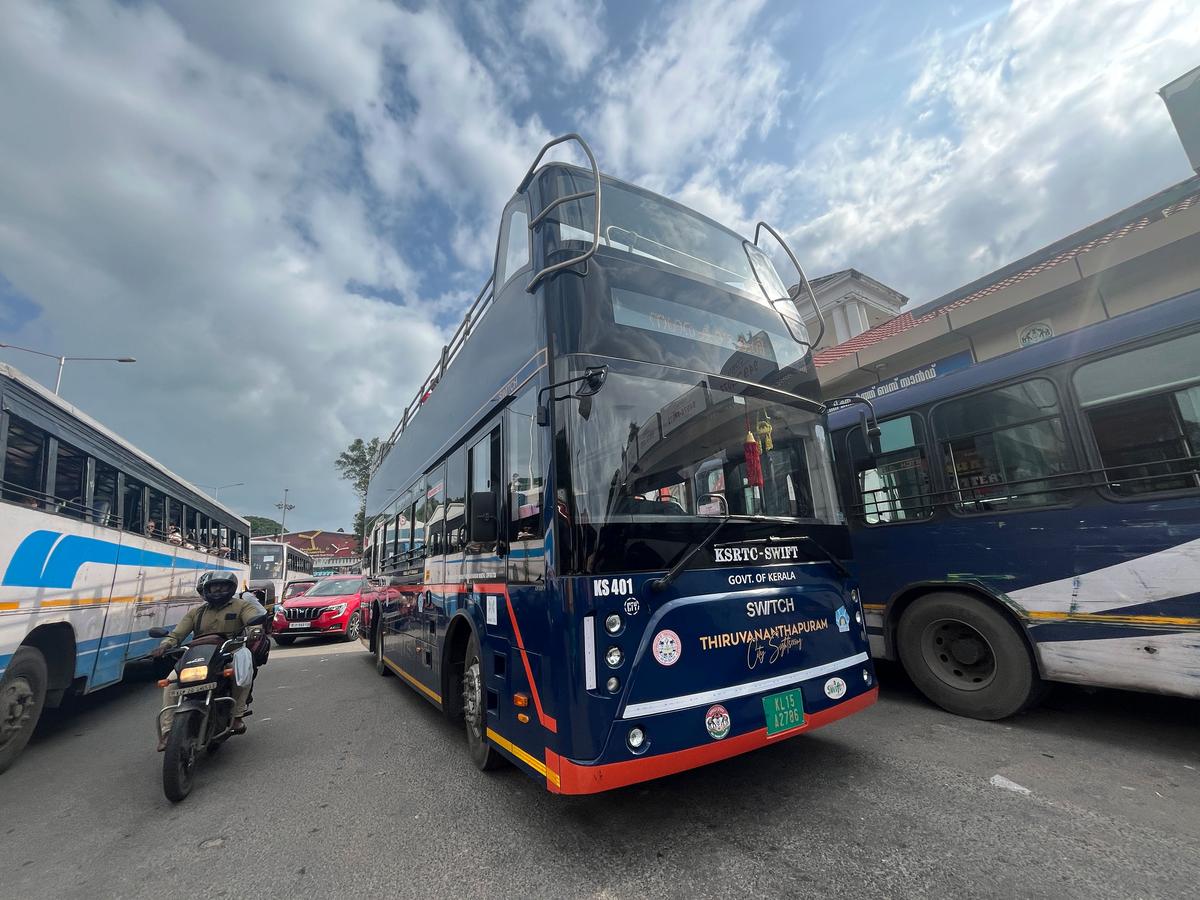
[151,571,264,751]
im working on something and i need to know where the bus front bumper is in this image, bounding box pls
[543,686,878,795]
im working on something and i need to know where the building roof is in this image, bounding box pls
[808,268,909,307]
[280,530,359,557]
[813,176,1200,367]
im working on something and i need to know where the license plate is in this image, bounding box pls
[170,682,216,697]
[762,687,806,736]
[289,621,311,629]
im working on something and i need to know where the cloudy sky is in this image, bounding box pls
[1,0,1197,530]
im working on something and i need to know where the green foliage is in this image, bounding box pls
[246,515,283,537]
[335,437,381,547]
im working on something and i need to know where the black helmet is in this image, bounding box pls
[197,571,238,607]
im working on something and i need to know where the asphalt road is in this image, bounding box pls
[2,639,1197,900]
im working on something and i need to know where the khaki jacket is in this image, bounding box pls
[159,597,264,649]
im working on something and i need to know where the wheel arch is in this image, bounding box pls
[440,611,479,722]
[20,622,78,704]
[885,582,1043,676]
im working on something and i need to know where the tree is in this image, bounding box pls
[335,437,381,548]
[246,515,284,537]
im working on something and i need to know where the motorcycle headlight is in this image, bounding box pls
[179,665,209,684]
[324,603,348,617]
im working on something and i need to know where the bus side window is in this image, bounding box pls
[123,477,146,533]
[848,415,933,524]
[1073,329,1200,495]
[446,445,468,553]
[467,427,501,550]
[52,438,87,519]
[2,414,50,508]
[508,389,544,542]
[92,459,119,526]
[932,378,1075,513]
[495,200,530,289]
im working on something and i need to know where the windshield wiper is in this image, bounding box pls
[649,494,730,592]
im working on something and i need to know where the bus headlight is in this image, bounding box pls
[605,646,623,668]
[604,614,622,634]
[179,665,209,684]
[627,727,646,750]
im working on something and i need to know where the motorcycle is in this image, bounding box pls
[149,626,254,802]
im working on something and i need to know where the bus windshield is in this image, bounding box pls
[561,361,839,527]
[250,544,284,580]
[549,174,794,305]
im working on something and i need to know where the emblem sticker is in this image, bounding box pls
[824,677,847,700]
[624,597,641,616]
[835,605,850,633]
[705,704,731,740]
[652,629,681,666]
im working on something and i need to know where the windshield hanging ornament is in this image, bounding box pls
[744,430,764,488]
[756,413,774,452]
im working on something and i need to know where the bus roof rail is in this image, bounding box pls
[373,134,603,474]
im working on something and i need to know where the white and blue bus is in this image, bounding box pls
[828,289,1200,720]
[0,362,249,773]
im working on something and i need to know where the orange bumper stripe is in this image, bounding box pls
[546,687,879,795]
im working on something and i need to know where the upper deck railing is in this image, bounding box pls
[371,135,601,474]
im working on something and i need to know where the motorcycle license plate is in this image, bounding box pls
[289,622,311,629]
[171,682,217,697]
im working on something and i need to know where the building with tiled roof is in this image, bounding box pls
[280,529,362,576]
[815,174,1200,401]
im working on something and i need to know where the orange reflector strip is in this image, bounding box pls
[223,668,234,678]
[513,692,530,708]
[157,679,170,688]
[517,713,530,724]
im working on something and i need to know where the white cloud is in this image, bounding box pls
[519,0,607,79]
[588,0,787,186]
[785,0,1200,304]
[0,0,452,528]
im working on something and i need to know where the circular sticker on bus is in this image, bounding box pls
[824,676,847,700]
[652,629,681,666]
[705,704,731,740]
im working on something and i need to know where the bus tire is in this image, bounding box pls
[0,647,49,775]
[462,632,502,771]
[897,592,1040,720]
[273,635,295,646]
[375,626,391,677]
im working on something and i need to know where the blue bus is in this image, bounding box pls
[362,134,877,794]
[828,289,1200,720]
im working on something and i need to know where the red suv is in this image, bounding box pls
[273,575,371,644]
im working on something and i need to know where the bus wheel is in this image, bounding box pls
[375,627,390,677]
[0,647,49,775]
[897,592,1040,720]
[462,632,502,771]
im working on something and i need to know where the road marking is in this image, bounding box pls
[990,775,1032,795]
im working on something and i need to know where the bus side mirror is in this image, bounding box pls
[537,404,550,426]
[470,491,498,543]
[867,423,883,458]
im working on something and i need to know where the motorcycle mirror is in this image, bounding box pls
[148,627,169,639]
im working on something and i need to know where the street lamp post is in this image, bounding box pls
[275,488,295,540]
[0,342,136,395]
[198,482,245,502]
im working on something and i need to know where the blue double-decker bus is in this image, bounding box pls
[828,289,1200,720]
[362,135,876,794]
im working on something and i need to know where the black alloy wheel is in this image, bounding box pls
[344,610,362,642]
[462,632,502,771]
